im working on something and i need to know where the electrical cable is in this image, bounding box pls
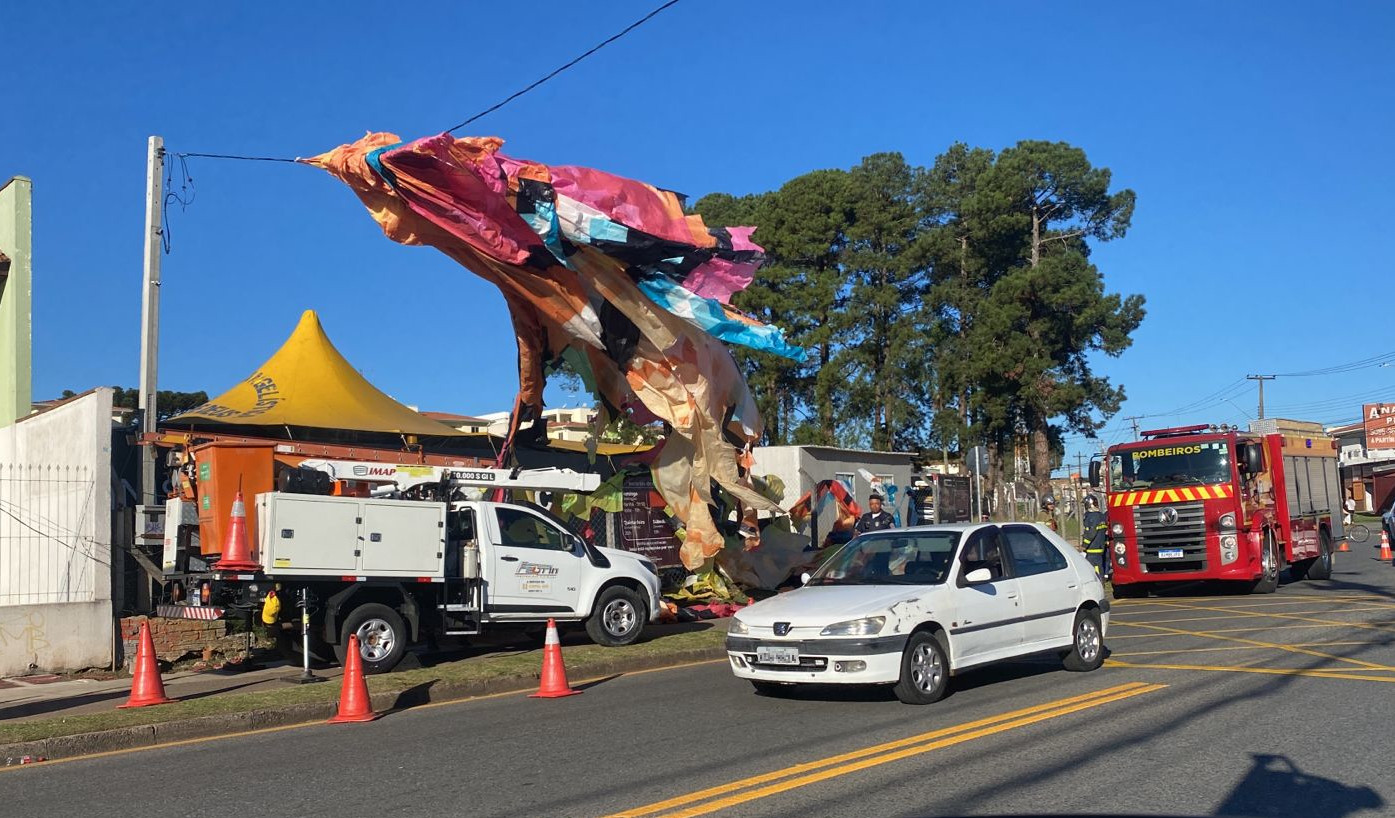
[444,0,683,133]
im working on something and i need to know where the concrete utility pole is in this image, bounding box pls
[1247,374,1276,420]
[1124,415,1143,440]
[138,136,164,504]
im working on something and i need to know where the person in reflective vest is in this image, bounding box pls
[1082,494,1109,577]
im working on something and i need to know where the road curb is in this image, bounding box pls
[1,645,727,764]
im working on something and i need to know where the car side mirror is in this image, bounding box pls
[800,572,811,586]
[965,567,992,584]
[1088,460,1102,488]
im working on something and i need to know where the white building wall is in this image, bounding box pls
[0,389,113,673]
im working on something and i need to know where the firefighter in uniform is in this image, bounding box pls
[1082,494,1109,577]
[1037,494,1059,532]
[855,493,897,534]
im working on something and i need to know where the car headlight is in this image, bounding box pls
[1110,522,1125,537]
[728,618,749,635]
[820,616,886,637]
[1218,512,1236,532]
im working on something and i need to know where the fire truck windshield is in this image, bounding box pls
[1108,441,1232,490]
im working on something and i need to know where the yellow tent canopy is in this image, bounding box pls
[171,310,464,436]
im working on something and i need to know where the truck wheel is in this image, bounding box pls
[585,586,646,647]
[1248,531,1281,594]
[1305,529,1333,581]
[893,630,949,705]
[337,603,408,674]
[1062,608,1105,672]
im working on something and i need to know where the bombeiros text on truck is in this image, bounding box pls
[160,461,662,673]
[1088,419,1341,598]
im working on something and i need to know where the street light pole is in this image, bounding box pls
[138,136,164,504]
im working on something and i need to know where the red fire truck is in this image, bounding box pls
[1089,421,1342,597]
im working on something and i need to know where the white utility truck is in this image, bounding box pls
[163,465,662,673]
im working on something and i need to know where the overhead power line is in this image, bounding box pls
[1276,349,1395,377]
[175,0,685,165]
[445,0,683,133]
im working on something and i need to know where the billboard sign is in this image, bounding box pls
[1364,403,1395,450]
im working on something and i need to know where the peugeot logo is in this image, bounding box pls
[774,622,791,636]
[1156,507,1179,527]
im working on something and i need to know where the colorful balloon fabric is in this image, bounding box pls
[307,133,801,568]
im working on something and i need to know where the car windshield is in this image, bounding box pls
[1109,441,1232,490]
[810,531,960,586]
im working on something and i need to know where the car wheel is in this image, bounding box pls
[585,585,646,646]
[1062,608,1105,672]
[893,630,950,705]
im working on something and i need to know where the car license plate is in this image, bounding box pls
[1158,548,1184,559]
[757,646,800,665]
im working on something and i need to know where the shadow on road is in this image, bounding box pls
[1214,753,1382,817]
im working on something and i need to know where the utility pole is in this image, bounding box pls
[139,136,164,505]
[1123,415,1143,440]
[1247,374,1276,420]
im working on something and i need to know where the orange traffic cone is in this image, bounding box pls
[1336,537,1350,552]
[119,620,173,708]
[1380,531,1392,562]
[327,634,377,723]
[529,619,580,699]
[213,490,260,571]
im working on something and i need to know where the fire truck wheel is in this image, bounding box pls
[1248,531,1281,594]
[1062,608,1105,672]
[336,603,408,674]
[1304,529,1334,581]
[586,586,646,646]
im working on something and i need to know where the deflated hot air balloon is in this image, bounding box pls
[307,133,804,569]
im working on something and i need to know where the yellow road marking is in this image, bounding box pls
[1148,599,1395,636]
[0,658,729,772]
[1113,645,1276,657]
[607,683,1166,818]
[1113,620,1395,672]
[1105,660,1395,684]
[1111,605,1395,625]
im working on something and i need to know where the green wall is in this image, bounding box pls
[0,176,33,426]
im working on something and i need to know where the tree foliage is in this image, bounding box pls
[694,140,1145,500]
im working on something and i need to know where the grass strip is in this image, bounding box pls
[1,626,727,746]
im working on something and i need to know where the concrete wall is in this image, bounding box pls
[0,177,33,427]
[752,445,916,525]
[0,389,114,674]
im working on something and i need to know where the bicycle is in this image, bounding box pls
[1346,523,1370,543]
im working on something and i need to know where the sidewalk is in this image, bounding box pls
[0,660,344,724]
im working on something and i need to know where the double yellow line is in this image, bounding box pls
[606,681,1165,818]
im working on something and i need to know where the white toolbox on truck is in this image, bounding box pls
[256,493,447,578]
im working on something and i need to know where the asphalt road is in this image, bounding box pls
[4,545,1394,818]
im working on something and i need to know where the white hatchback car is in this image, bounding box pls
[726,523,1109,704]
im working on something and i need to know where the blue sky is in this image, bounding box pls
[4,1,1393,468]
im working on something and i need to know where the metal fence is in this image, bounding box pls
[0,463,103,607]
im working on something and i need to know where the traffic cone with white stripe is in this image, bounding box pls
[213,490,260,571]
[1380,531,1392,562]
[529,619,580,699]
[119,620,173,708]
[327,634,376,723]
